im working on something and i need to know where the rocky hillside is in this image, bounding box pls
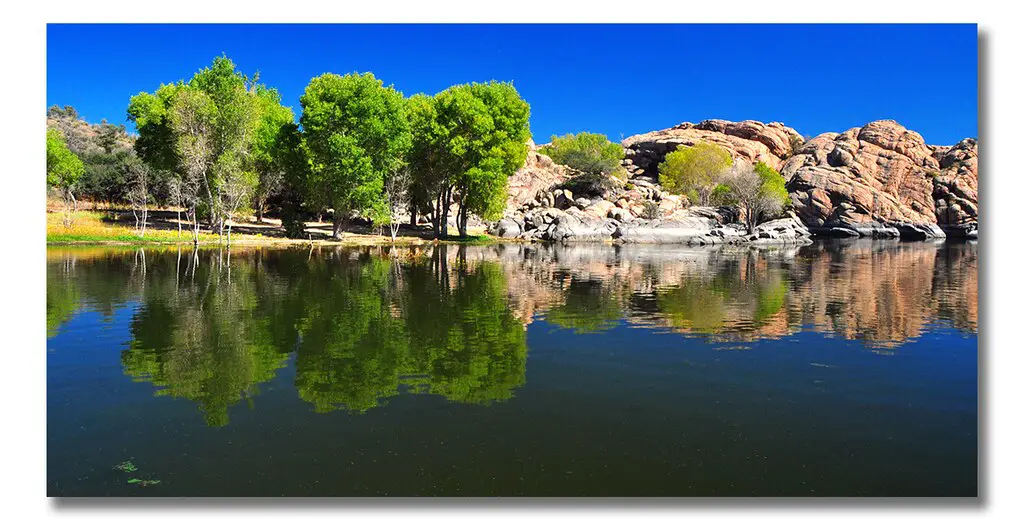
[497,118,977,243]
[46,107,134,156]
[783,120,977,239]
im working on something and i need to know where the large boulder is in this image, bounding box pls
[489,218,524,238]
[782,120,976,239]
[547,214,620,242]
[621,119,802,179]
[612,216,720,244]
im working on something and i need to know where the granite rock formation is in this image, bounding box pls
[781,120,977,239]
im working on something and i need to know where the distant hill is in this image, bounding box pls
[46,105,134,157]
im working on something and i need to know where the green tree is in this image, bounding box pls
[539,132,624,176]
[426,82,531,237]
[405,93,444,228]
[299,72,411,238]
[724,161,790,234]
[128,55,291,242]
[250,86,296,223]
[658,142,733,205]
[47,128,85,226]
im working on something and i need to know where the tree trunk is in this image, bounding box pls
[409,206,417,227]
[457,204,469,237]
[332,212,345,239]
[438,188,451,239]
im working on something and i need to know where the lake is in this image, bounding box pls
[46,240,978,497]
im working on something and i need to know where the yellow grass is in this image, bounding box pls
[47,211,222,244]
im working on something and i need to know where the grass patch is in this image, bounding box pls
[441,234,498,245]
[47,211,220,244]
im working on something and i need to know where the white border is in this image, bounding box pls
[4,1,1022,519]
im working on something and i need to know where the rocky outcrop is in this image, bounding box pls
[687,216,813,246]
[621,119,803,180]
[931,138,979,238]
[504,139,573,212]
[495,119,976,244]
[782,120,978,239]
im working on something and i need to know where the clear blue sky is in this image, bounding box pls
[46,24,978,145]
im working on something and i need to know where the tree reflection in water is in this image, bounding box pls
[45,240,978,426]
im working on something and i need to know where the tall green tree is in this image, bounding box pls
[405,93,444,227]
[128,55,292,242]
[658,141,733,206]
[299,72,411,238]
[432,82,531,237]
[47,128,85,225]
[250,85,296,223]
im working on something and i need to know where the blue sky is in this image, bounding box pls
[46,24,978,145]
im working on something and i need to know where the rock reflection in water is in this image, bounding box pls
[46,239,977,425]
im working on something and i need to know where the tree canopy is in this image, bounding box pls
[128,55,293,241]
[539,132,624,176]
[299,72,411,238]
[426,81,531,236]
[46,128,85,192]
[658,141,733,206]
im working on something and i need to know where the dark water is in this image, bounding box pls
[46,240,978,497]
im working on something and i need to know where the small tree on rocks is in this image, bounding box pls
[724,161,790,234]
[658,141,733,206]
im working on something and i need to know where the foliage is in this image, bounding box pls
[250,87,296,222]
[129,55,293,241]
[428,81,531,236]
[539,132,624,176]
[47,128,86,226]
[710,183,737,206]
[787,134,806,157]
[657,142,733,205]
[723,161,789,233]
[300,72,411,237]
[641,200,661,220]
[47,129,85,191]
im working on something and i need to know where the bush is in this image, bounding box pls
[557,172,616,199]
[787,134,806,157]
[658,142,733,205]
[540,132,624,176]
[710,184,737,206]
[641,201,661,220]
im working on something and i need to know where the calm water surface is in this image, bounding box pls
[46,240,978,496]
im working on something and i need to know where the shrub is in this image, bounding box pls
[710,184,737,206]
[787,134,806,157]
[658,142,733,205]
[540,132,624,176]
[723,161,790,234]
[558,172,616,199]
[641,201,661,220]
